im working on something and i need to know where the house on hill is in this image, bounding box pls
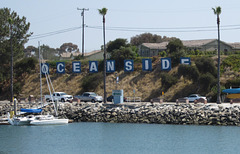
[59,52,81,60]
[139,42,168,57]
[138,39,235,57]
[83,50,111,60]
[84,50,103,60]
[229,42,240,52]
[59,50,111,60]
[183,39,233,52]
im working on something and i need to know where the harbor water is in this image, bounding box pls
[1,122,240,154]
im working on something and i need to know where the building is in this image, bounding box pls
[183,39,233,52]
[59,50,111,61]
[84,50,110,60]
[228,42,240,52]
[139,42,168,57]
[59,52,81,60]
[138,39,237,57]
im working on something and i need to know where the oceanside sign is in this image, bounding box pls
[41,57,191,74]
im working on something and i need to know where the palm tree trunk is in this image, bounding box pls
[103,16,107,103]
[217,15,221,104]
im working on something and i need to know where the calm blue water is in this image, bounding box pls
[0,122,240,154]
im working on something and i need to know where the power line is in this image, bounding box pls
[87,25,240,33]
[28,24,240,40]
[29,26,81,40]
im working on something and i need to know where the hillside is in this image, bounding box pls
[8,55,240,102]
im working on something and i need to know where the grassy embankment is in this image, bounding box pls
[18,55,240,102]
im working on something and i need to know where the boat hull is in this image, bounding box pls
[222,88,240,94]
[227,94,240,99]
[30,119,69,125]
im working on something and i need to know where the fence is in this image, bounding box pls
[126,97,141,102]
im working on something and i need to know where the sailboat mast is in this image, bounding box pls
[38,41,43,109]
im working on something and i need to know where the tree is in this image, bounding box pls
[178,64,199,82]
[111,46,137,69]
[24,46,37,57]
[107,38,128,53]
[166,38,184,54]
[0,8,31,63]
[41,44,58,60]
[170,50,186,67]
[199,73,216,93]
[98,7,108,103]
[57,43,79,54]
[212,6,222,104]
[0,8,31,100]
[130,33,175,46]
[195,57,217,77]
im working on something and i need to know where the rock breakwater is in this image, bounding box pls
[59,102,240,126]
[1,101,240,126]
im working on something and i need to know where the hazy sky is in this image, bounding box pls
[2,0,240,52]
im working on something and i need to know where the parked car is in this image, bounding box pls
[75,92,103,103]
[107,95,127,102]
[45,92,73,102]
[184,94,207,102]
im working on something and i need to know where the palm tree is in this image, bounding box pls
[98,7,108,103]
[212,6,222,104]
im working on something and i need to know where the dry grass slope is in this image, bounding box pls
[21,58,191,102]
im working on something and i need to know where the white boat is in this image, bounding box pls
[30,115,68,125]
[7,113,35,126]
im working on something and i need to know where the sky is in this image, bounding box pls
[2,0,240,53]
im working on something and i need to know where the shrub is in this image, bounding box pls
[198,73,217,92]
[14,57,38,76]
[160,72,177,90]
[169,50,186,67]
[221,55,240,72]
[159,51,167,57]
[110,46,136,70]
[225,78,240,88]
[166,38,184,54]
[178,64,199,82]
[81,73,103,92]
[195,57,217,77]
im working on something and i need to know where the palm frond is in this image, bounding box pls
[98,8,108,16]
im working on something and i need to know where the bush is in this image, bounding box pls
[221,55,240,72]
[169,50,186,67]
[198,73,217,92]
[178,64,199,82]
[14,57,38,76]
[166,38,184,54]
[195,57,217,77]
[160,72,177,90]
[110,46,136,70]
[159,51,167,57]
[225,78,240,88]
[81,73,103,92]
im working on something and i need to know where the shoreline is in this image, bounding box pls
[1,101,240,126]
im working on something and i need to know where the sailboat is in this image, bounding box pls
[29,43,68,125]
[7,112,35,126]
[29,73,69,125]
[7,102,44,126]
[30,115,68,125]
[8,42,68,126]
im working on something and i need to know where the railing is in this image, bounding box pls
[126,97,141,102]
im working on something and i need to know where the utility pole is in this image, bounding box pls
[77,8,89,57]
